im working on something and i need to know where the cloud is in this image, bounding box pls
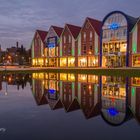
[0,0,140,49]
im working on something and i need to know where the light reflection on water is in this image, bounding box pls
[0,72,140,139]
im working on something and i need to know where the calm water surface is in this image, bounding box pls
[0,72,140,140]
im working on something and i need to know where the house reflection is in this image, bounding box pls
[77,74,100,119]
[101,76,131,126]
[46,73,63,110]
[31,72,140,126]
[130,77,140,123]
[32,73,48,105]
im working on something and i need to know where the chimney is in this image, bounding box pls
[16,42,19,48]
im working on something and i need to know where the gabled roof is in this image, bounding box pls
[36,30,48,42]
[34,94,48,106]
[51,26,63,37]
[86,17,102,36]
[125,14,139,32]
[130,16,140,33]
[66,24,81,39]
[66,98,80,112]
[81,103,101,119]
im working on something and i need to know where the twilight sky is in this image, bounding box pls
[0,0,140,50]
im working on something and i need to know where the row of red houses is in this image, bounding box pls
[31,11,140,68]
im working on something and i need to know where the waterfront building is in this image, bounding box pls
[31,11,140,68]
[31,30,48,66]
[130,18,140,67]
[130,77,140,122]
[101,11,138,68]
[59,24,81,67]
[77,17,101,67]
[45,26,63,67]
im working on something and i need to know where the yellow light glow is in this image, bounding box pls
[60,73,67,81]
[68,74,75,81]
[60,58,67,67]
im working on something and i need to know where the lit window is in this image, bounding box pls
[64,36,66,43]
[69,35,71,43]
[83,32,86,41]
[90,31,93,39]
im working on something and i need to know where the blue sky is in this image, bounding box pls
[0,0,140,49]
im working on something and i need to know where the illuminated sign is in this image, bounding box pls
[107,108,119,116]
[48,43,55,48]
[47,37,57,48]
[109,23,120,30]
[48,89,56,94]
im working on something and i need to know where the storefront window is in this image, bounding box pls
[78,57,87,67]
[68,57,75,67]
[102,13,128,68]
[88,56,98,67]
[60,58,67,67]
[133,55,140,67]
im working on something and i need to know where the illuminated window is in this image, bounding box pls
[90,31,92,40]
[83,32,86,41]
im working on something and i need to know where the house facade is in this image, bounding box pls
[101,11,138,68]
[45,26,63,67]
[59,24,81,67]
[77,17,101,67]
[31,30,48,67]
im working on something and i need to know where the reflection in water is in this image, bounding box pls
[1,72,140,126]
[31,72,140,126]
[101,76,130,126]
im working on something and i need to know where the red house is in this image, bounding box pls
[31,30,48,66]
[59,24,81,67]
[76,17,101,67]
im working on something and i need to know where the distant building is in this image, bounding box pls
[0,42,31,65]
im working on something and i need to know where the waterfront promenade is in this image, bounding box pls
[0,66,140,77]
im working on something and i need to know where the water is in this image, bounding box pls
[0,72,140,140]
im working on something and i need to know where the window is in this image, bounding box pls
[84,45,86,51]
[64,36,66,43]
[69,35,71,43]
[123,28,127,36]
[83,32,86,41]
[90,31,93,40]
[103,31,107,39]
[89,45,93,51]
[68,44,71,55]
[63,45,66,55]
